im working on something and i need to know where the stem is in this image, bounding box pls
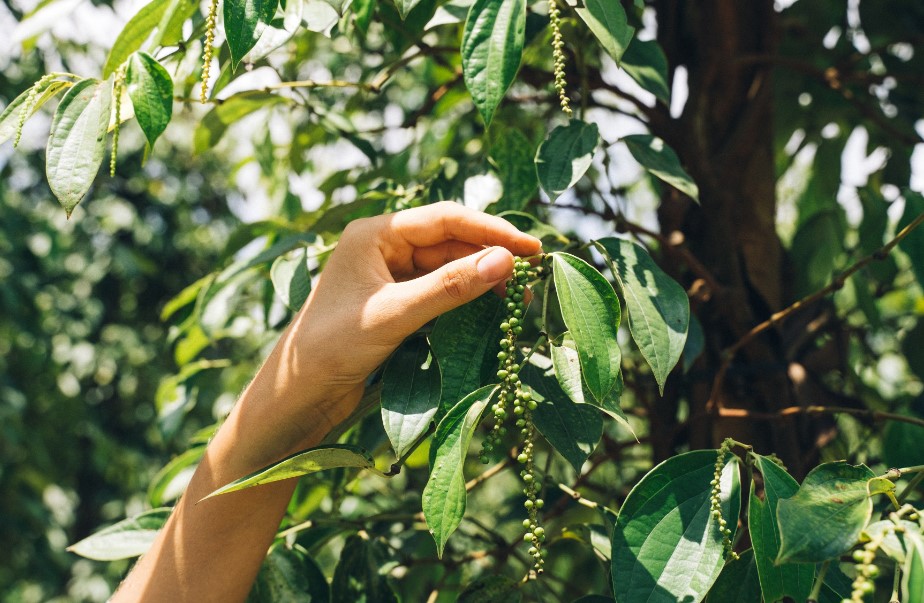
[890,562,901,603]
[520,334,548,368]
[807,560,830,603]
[384,423,435,476]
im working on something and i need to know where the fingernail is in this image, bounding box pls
[477,247,512,283]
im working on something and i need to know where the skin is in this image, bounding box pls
[112,202,542,602]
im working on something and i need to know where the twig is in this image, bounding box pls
[716,405,924,430]
[466,457,511,491]
[708,211,924,411]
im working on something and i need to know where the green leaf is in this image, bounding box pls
[320,0,351,16]
[898,190,924,288]
[224,0,280,68]
[620,38,671,104]
[903,531,924,603]
[394,0,423,20]
[575,0,635,64]
[147,446,204,507]
[549,335,630,431]
[461,0,526,126]
[203,444,383,499]
[380,336,441,458]
[46,78,112,217]
[331,534,399,603]
[102,0,170,78]
[489,129,537,212]
[151,0,199,48]
[458,574,522,603]
[521,357,603,473]
[612,450,741,603]
[422,385,497,557]
[430,293,505,417]
[817,564,855,603]
[248,544,330,603]
[536,119,600,201]
[595,237,689,394]
[623,134,699,202]
[775,461,876,564]
[0,79,71,145]
[194,93,286,153]
[270,247,311,311]
[126,52,173,149]
[703,549,761,603]
[682,314,704,373]
[747,454,814,603]
[67,508,171,561]
[551,252,622,404]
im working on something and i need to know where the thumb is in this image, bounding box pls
[392,246,513,328]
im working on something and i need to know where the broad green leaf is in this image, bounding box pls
[151,0,199,48]
[147,446,204,507]
[248,544,330,603]
[457,574,522,603]
[193,93,286,153]
[551,252,622,404]
[536,120,600,201]
[102,0,170,78]
[903,531,924,603]
[46,78,112,217]
[748,454,814,603]
[0,79,71,145]
[775,461,876,564]
[331,535,398,603]
[623,134,700,202]
[204,444,384,499]
[126,52,173,149]
[595,237,689,394]
[270,247,311,311]
[490,129,537,212]
[67,508,171,561]
[320,0,351,15]
[817,564,855,603]
[303,0,339,36]
[620,38,671,104]
[703,549,761,603]
[394,0,423,19]
[898,190,924,288]
[430,293,505,417]
[575,0,635,64]
[883,410,924,469]
[682,314,704,373]
[862,519,922,563]
[422,385,497,557]
[380,336,441,458]
[521,357,602,473]
[224,0,280,68]
[612,450,741,603]
[549,335,630,431]
[461,0,526,126]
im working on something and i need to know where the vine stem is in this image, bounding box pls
[807,560,830,603]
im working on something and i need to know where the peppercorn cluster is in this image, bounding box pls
[479,256,549,575]
[709,438,738,560]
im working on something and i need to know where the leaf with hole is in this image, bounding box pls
[461,0,526,126]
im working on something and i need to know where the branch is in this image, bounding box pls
[716,405,924,430]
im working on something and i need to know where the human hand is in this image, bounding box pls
[280,202,542,431]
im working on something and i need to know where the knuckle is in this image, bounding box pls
[440,266,469,301]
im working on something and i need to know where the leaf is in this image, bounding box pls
[126,52,173,149]
[331,535,399,603]
[270,247,311,311]
[620,38,671,104]
[194,93,286,153]
[898,190,924,288]
[224,0,280,68]
[682,314,704,373]
[102,0,170,78]
[147,446,204,507]
[817,564,855,603]
[595,237,689,394]
[575,0,635,64]
[489,129,537,212]
[612,450,741,603]
[67,508,171,561]
[0,80,71,145]
[775,461,876,564]
[623,134,700,202]
[461,0,526,126]
[458,574,522,603]
[549,335,630,431]
[320,0,351,15]
[703,549,761,603]
[536,120,600,201]
[551,252,622,404]
[903,531,924,603]
[203,444,383,499]
[430,293,505,417]
[521,357,602,473]
[151,0,199,48]
[422,385,497,557]
[747,454,814,603]
[247,544,330,603]
[380,336,441,458]
[46,78,112,217]
[394,0,423,20]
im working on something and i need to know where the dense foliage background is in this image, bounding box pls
[2,0,924,601]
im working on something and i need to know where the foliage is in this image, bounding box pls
[3,0,924,601]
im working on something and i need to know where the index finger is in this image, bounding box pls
[385,201,542,255]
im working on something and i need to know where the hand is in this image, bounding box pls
[281,201,542,438]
